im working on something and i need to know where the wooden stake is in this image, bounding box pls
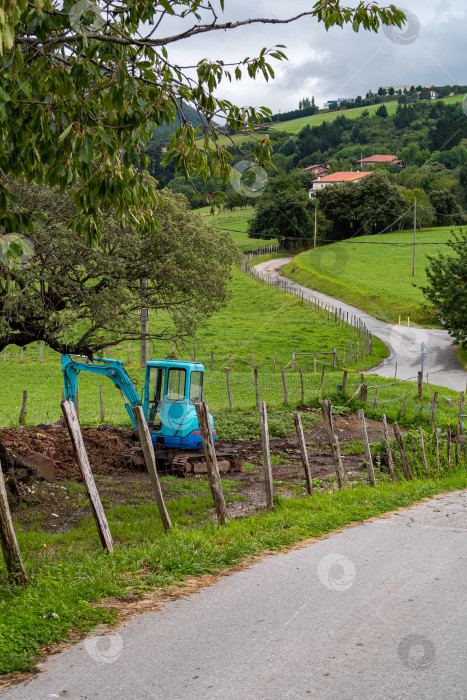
[300,368,305,404]
[259,401,274,509]
[446,423,452,467]
[342,370,348,393]
[314,355,317,374]
[273,351,277,373]
[99,384,104,423]
[400,392,408,416]
[20,347,23,363]
[132,405,172,531]
[393,422,413,480]
[434,422,440,470]
[394,361,398,379]
[192,345,196,362]
[254,368,260,409]
[0,461,28,585]
[349,342,353,364]
[372,387,379,409]
[18,390,27,425]
[418,427,428,472]
[382,414,397,483]
[321,364,325,393]
[39,342,44,364]
[358,409,376,486]
[224,367,233,413]
[195,403,228,525]
[360,384,368,402]
[292,352,296,373]
[356,342,359,362]
[417,371,423,401]
[455,423,460,466]
[430,391,438,424]
[281,367,289,407]
[294,412,313,495]
[459,392,465,431]
[61,401,114,552]
[332,348,337,369]
[320,400,346,489]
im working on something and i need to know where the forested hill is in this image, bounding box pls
[145,97,467,213]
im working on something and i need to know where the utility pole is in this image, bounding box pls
[412,197,417,277]
[314,202,318,248]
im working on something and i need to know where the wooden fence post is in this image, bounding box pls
[281,367,288,407]
[434,422,440,470]
[417,371,423,401]
[224,367,233,413]
[292,352,296,373]
[273,352,277,373]
[209,351,214,371]
[349,341,353,364]
[342,370,348,393]
[300,368,305,404]
[455,423,460,466]
[314,355,317,374]
[400,392,408,416]
[430,391,438,424]
[382,414,396,483]
[360,384,368,402]
[459,392,465,431]
[99,384,105,423]
[259,402,274,509]
[18,390,27,425]
[132,405,172,532]
[294,412,313,495]
[418,427,428,472]
[320,400,346,489]
[332,348,337,369]
[20,347,23,363]
[254,368,260,409]
[39,342,44,364]
[192,345,196,362]
[195,403,228,524]
[61,400,114,552]
[0,461,28,585]
[372,388,379,409]
[446,424,452,467]
[393,422,413,480]
[321,365,325,393]
[358,409,376,486]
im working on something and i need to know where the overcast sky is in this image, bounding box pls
[162,0,466,112]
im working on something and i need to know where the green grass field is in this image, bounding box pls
[197,94,466,146]
[284,227,455,326]
[197,206,277,251]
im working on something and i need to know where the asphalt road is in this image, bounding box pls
[3,491,467,699]
[254,257,467,392]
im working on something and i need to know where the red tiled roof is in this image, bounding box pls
[313,171,372,183]
[303,164,329,172]
[359,155,398,163]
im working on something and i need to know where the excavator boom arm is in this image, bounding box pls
[62,355,142,428]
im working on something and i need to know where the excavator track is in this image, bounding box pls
[121,445,243,476]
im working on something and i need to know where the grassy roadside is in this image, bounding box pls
[283,228,456,327]
[2,472,467,675]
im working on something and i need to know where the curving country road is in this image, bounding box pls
[254,257,467,392]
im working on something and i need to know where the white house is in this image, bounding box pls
[308,171,371,197]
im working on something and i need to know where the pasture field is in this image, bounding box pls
[196,206,273,251]
[283,227,456,326]
[196,94,466,146]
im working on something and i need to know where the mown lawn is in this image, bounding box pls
[284,227,456,326]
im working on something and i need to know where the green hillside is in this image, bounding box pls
[284,227,455,326]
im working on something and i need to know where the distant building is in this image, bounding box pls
[308,171,371,197]
[323,98,353,109]
[358,155,405,167]
[302,164,330,177]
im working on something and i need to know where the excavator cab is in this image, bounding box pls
[143,359,215,449]
[61,354,215,452]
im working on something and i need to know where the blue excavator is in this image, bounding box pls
[62,354,241,475]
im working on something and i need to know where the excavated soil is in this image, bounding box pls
[1,413,396,527]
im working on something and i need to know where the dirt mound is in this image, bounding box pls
[0,425,138,480]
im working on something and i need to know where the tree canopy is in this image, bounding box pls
[0,180,238,356]
[421,230,467,347]
[0,0,405,271]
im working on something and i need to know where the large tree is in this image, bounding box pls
[0,1,405,270]
[421,230,467,347]
[0,180,238,356]
[316,172,407,240]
